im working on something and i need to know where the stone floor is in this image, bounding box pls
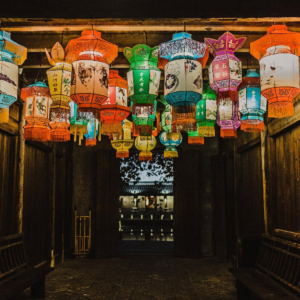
[17,256,236,300]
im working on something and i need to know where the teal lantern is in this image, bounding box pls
[197,84,217,137]
[238,69,267,132]
[70,101,88,145]
[84,119,99,147]
[0,31,27,123]
[159,131,182,159]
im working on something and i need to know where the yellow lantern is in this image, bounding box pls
[135,135,157,162]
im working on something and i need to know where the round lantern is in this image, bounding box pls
[159,32,209,132]
[99,70,131,138]
[21,82,52,141]
[124,45,160,105]
[250,25,300,118]
[65,30,118,119]
[135,135,157,162]
[197,83,217,137]
[238,69,267,132]
[159,131,182,159]
[217,99,240,139]
[131,101,157,136]
[0,31,27,123]
[46,42,72,141]
[84,119,99,147]
[69,101,88,145]
[205,32,246,102]
[187,130,204,145]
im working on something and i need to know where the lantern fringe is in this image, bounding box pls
[85,138,97,147]
[0,108,9,123]
[241,121,264,133]
[198,126,215,137]
[70,125,87,146]
[139,151,153,162]
[220,129,237,139]
[217,90,238,103]
[101,123,122,136]
[136,125,153,136]
[172,121,197,133]
[50,129,70,142]
[24,127,50,142]
[116,151,129,158]
[268,102,294,118]
[164,150,178,159]
[188,136,205,145]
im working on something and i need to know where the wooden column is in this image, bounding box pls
[261,125,268,235]
[50,143,56,267]
[96,149,120,258]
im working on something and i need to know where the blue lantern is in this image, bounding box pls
[159,131,182,159]
[238,69,267,132]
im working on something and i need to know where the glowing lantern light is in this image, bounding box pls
[65,30,118,120]
[69,101,88,145]
[84,119,99,147]
[21,82,52,141]
[205,32,246,103]
[238,69,267,132]
[45,42,72,141]
[100,70,131,138]
[158,96,172,133]
[217,99,240,139]
[187,130,204,145]
[0,31,27,123]
[197,83,217,137]
[250,25,300,118]
[159,131,182,159]
[159,32,209,132]
[111,119,134,158]
[135,135,157,162]
[131,101,157,136]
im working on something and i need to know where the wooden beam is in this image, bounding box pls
[237,137,261,153]
[0,118,19,135]
[274,229,300,243]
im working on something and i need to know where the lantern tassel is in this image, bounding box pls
[198,126,215,137]
[241,121,264,133]
[268,102,294,118]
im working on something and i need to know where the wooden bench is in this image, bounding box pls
[230,235,300,299]
[0,233,54,300]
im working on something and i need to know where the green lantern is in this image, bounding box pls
[124,45,161,104]
[158,96,172,133]
[197,83,217,137]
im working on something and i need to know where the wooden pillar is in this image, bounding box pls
[50,143,56,267]
[261,125,268,235]
[96,149,120,258]
[18,102,25,234]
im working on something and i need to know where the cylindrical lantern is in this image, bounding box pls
[69,101,88,145]
[197,83,217,137]
[46,42,72,141]
[205,32,246,102]
[217,99,240,139]
[111,119,134,158]
[187,130,204,145]
[135,135,157,162]
[84,119,99,147]
[0,31,27,123]
[238,69,267,132]
[250,25,300,118]
[99,70,131,138]
[159,131,182,159]
[158,96,172,133]
[159,32,209,132]
[21,81,52,141]
[131,101,157,136]
[65,30,118,119]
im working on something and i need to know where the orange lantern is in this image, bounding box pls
[100,70,131,137]
[46,42,72,141]
[250,25,300,118]
[21,82,52,141]
[65,30,118,120]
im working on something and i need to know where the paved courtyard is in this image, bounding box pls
[17,256,236,300]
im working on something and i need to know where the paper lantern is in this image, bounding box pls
[131,101,157,136]
[84,119,99,147]
[205,32,246,102]
[46,42,72,141]
[187,130,204,145]
[250,25,300,118]
[158,96,172,133]
[124,45,160,105]
[65,30,118,119]
[135,135,157,161]
[238,69,267,132]
[21,82,52,141]
[197,83,217,137]
[0,31,27,123]
[69,101,88,145]
[217,99,240,139]
[111,120,134,158]
[159,32,209,132]
[100,70,131,137]
[159,131,182,159]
